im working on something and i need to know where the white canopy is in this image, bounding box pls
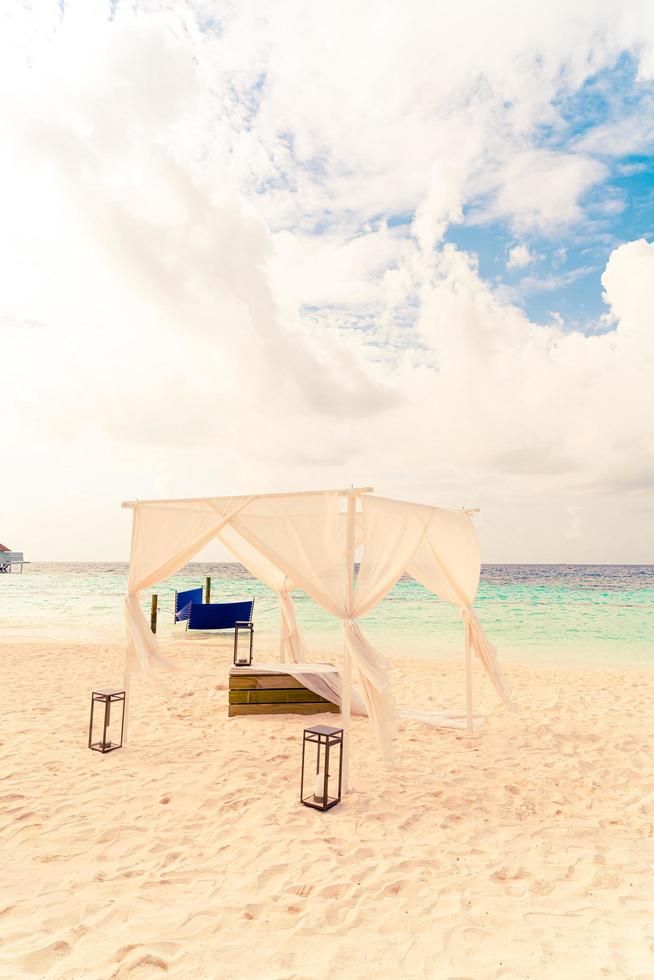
[122,487,513,779]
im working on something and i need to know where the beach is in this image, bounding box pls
[1,629,654,979]
[5,1,654,975]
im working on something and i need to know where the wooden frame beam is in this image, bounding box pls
[121,487,374,509]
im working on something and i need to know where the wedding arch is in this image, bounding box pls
[122,488,513,783]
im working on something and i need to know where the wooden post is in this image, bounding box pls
[465,628,474,736]
[150,594,158,634]
[205,576,211,604]
[122,658,131,745]
[173,590,178,624]
[279,596,286,663]
[342,494,357,792]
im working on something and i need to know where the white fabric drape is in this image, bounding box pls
[227,493,348,616]
[460,607,514,708]
[355,496,425,612]
[354,495,498,728]
[278,589,307,663]
[231,665,483,731]
[364,495,516,708]
[122,488,512,759]
[340,496,433,760]
[398,708,484,731]
[216,493,396,759]
[414,507,514,707]
[125,497,252,675]
[218,510,362,665]
[217,523,306,663]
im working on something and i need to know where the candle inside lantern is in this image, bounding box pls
[103,699,111,748]
[314,770,328,803]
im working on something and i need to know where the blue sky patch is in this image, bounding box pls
[445,151,654,331]
[437,55,654,332]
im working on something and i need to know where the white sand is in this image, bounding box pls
[1,636,654,979]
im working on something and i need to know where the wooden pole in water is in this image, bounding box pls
[205,576,211,604]
[150,594,158,634]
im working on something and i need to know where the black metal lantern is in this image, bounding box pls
[233,620,254,666]
[88,689,125,753]
[300,725,343,811]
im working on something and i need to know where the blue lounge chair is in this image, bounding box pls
[187,599,255,664]
[175,587,204,622]
[187,599,254,631]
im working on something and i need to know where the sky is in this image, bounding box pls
[1,0,654,563]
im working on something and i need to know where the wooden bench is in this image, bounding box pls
[228,669,339,717]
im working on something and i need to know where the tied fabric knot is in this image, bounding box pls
[460,606,479,627]
[340,617,397,765]
[123,593,175,677]
[341,619,392,694]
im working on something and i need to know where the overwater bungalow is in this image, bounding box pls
[0,543,26,573]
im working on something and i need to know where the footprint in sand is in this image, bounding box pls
[242,901,266,920]
[114,953,169,976]
[318,881,351,900]
[291,883,314,897]
[21,939,71,974]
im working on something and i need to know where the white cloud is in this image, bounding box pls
[2,0,654,561]
[516,264,597,295]
[506,243,534,269]
[601,238,654,348]
[475,150,607,232]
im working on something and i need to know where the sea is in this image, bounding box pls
[1,563,652,667]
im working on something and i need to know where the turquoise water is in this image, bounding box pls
[1,563,652,666]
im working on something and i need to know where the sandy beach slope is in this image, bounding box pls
[1,637,653,979]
